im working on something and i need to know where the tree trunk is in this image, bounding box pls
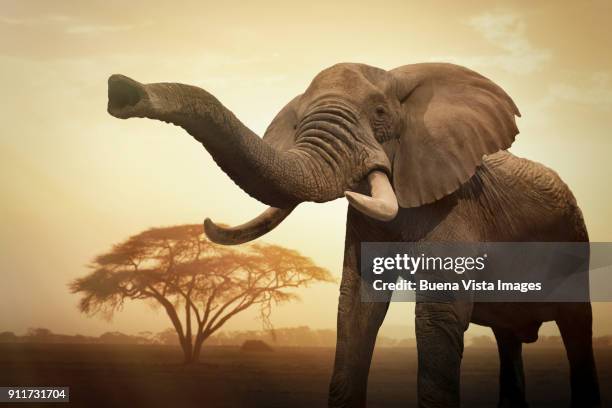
[191,330,209,363]
[182,340,195,364]
[183,302,194,364]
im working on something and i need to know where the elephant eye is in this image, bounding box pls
[375,105,386,117]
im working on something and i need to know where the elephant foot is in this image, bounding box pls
[570,398,600,408]
[498,398,529,408]
[328,371,367,408]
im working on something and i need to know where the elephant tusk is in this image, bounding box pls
[204,206,296,245]
[344,171,398,222]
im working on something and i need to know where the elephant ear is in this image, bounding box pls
[390,63,520,208]
[262,94,302,151]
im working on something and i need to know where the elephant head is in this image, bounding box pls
[107,63,519,244]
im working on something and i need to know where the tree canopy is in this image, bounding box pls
[70,224,333,363]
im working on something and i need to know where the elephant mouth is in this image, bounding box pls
[344,170,398,221]
[204,169,398,245]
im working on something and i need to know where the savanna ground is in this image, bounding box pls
[0,343,610,407]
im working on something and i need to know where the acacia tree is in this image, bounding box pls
[70,225,333,363]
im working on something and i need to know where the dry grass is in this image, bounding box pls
[0,343,610,407]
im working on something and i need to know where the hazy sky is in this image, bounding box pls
[1,0,611,338]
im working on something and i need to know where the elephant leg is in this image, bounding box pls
[328,281,389,407]
[492,327,528,408]
[328,220,390,407]
[415,301,471,408]
[556,303,600,407]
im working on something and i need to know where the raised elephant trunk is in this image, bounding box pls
[107,73,397,244]
[107,75,335,209]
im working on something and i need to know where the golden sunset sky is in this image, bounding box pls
[1,1,611,338]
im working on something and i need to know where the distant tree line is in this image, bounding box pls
[0,327,413,347]
[3,327,612,348]
[0,328,154,345]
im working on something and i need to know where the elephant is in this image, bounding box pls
[107,62,600,407]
